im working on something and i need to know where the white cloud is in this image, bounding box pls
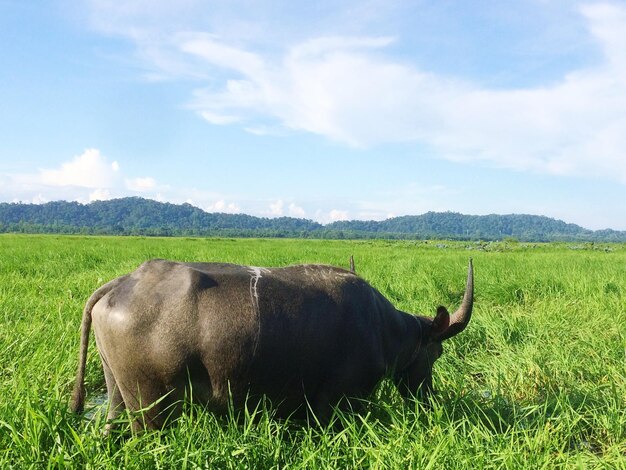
[39,148,119,188]
[268,199,284,216]
[288,203,305,217]
[246,199,310,218]
[329,209,349,221]
[125,176,157,192]
[89,188,112,201]
[0,148,171,205]
[262,200,306,218]
[31,194,49,204]
[206,199,241,213]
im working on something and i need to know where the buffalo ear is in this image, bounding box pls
[432,306,450,338]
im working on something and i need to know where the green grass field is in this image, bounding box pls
[0,234,624,468]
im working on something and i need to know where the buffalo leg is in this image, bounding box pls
[113,371,171,431]
[102,360,125,434]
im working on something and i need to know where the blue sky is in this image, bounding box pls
[1,1,625,229]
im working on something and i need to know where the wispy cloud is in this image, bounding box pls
[200,111,241,125]
[86,1,626,184]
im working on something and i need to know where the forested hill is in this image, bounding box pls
[1,197,624,242]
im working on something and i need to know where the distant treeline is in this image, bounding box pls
[1,197,625,242]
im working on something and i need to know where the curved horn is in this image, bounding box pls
[438,259,473,341]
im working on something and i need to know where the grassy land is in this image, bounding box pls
[0,234,624,468]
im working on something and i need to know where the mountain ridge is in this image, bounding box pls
[1,197,624,242]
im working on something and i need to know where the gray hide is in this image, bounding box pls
[70,259,473,430]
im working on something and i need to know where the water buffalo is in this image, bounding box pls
[70,258,473,430]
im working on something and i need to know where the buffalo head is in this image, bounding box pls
[394,259,474,399]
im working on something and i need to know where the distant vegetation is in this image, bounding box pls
[1,197,625,242]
